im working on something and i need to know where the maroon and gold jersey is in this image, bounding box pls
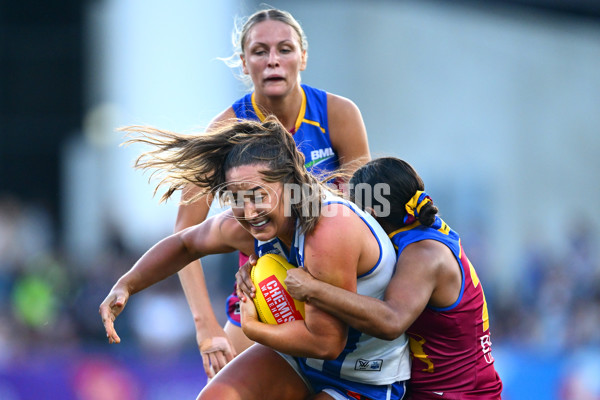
[390,217,502,399]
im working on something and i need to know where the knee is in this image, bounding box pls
[197,380,242,400]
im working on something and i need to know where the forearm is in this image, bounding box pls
[177,260,221,330]
[243,318,343,360]
[117,234,199,295]
[305,281,405,340]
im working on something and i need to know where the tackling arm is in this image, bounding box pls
[285,241,443,341]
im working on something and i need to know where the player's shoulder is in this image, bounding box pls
[326,92,360,112]
[301,83,359,114]
[308,203,364,244]
[213,210,255,252]
[401,239,453,272]
[213,208,242,231]
[207,107,237,130]
[326,92,363,129]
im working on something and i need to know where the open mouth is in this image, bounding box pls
[249,218,269,228]
[265,76,284,83]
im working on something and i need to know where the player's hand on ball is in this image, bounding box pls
[240,292,259,324]
[236,254,257,302]
[285,267,315,302]
[99,285,130,344]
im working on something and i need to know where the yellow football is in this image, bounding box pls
[251,253,306,325]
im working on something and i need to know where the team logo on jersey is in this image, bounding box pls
[355,358,383,371]
[306,147,334,169]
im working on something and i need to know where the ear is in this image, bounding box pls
[299,50,307,71]
[241,54,249,75]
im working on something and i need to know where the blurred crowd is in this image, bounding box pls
[489,220,600,352]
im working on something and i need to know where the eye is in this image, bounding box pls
[254,192,265,203]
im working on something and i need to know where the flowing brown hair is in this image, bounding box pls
[121,116,327,234]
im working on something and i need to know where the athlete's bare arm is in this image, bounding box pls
[283,240,461,340]
[327,93,370,173]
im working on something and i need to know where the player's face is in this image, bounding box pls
[241,20,307,99]
[225,164,295,245]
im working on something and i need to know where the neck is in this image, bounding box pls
[379,220,397,235]
[254,84,303,131]
[277,216,297,249]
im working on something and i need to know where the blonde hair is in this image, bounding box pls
[122,116,326,234]
[220,8,308,88]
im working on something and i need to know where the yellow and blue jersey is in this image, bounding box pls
[232,84,339,177]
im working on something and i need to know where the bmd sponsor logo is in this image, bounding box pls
[355,359,383,371]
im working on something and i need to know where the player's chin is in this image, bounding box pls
[245,220,274,238]
[261,83,288,97]
[249,229,277,242]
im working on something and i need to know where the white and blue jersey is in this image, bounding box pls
[255,192,410,400]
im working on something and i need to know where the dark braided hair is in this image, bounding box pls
[349,157,438,229]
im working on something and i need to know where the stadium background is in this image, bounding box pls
[1,0,599,398]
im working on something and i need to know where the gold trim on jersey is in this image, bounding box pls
[250,87,324,134]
